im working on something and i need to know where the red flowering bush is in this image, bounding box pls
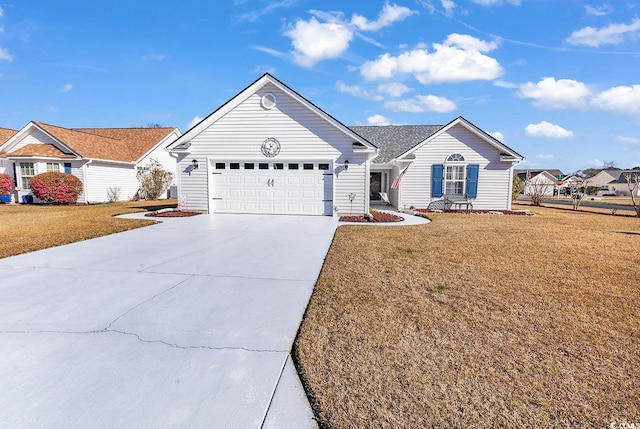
[29,172,83,204]
[0,173,12,195]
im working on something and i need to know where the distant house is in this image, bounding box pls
[589,169,640,196]
[166,73,524,216]
[514,169,564,196]
[0,122,181,203]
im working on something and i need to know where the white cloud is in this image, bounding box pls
[251,45,287,59]
[0,6,3,17]
[286,4,416,68]
[440,0,456,15]
[566,17,640,47]
[187,116,203,129]
[535,154,556,160]
[525,121,574,138]
[361,33,502,84]
[286,17,353,67]
[585,4,613,16]
[518,77,591,109]
[489,131,504,142]
[591,84,640,116]
[385,94,457,113]
[471,0,521,5]
[62,83,73,92]
[617,135,640,144]
[236,0,297,23]
[0,47,11,61]
[351,3,416,31]
[377,82,412,97]
[494,79,518,89]
[336,80,383,100]
[142,54,166,61]
[367,114,391,125]
[586,158,607,168]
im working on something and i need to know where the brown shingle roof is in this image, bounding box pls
[0,127,17,144]
[9,144,77,158]
[34,122,176,163]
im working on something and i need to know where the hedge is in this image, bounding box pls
[29,172,83,204]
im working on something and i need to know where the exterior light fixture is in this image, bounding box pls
[192,159,199,170]
[344,160,350,171]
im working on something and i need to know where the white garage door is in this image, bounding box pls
[209,160,334,215]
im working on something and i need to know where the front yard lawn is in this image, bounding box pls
[0,200,176,259]
[296,206,639,427]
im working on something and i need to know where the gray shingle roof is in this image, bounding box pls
[349,125,443,164]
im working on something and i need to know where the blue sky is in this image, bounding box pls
[1,1,639,173]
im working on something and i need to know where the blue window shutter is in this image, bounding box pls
[64,163,72,174]
[466,164,479,198]
[431,164,444,197]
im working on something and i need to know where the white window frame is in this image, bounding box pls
[19,162,35,190]
[46,162,60,172]
[444,153,466,196]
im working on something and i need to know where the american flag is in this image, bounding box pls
[391,166,409,189]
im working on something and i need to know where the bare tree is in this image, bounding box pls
[525,175,554,206]
[624,172,640,218]
[571,176,588,210]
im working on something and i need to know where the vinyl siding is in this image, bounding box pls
[137,131,179,189]
[84,162,137,202]
[12,129,58,150]
[400,124,514,210]
[177,83,367,214]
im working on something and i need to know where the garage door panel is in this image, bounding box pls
[210,161,333,216]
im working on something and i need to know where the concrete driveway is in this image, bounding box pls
[0,213,337,428]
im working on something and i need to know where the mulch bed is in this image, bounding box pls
[416,208,531,215]
[340,210,403,222]
[144,210,201,217]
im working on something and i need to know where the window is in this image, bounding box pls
[288,163,299,170]
[229,163,240,170]
[258,163,269,170]
[444,154,466,195]
[318,163,329,171]
[20,162,35,189]
[64,163,72,174]
[244,163,255,169]
[274,163,284,170]
[46,162,60,172]
[303,163,314,170]
[215,163,226,169]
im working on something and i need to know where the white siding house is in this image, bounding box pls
[0,122,181,203]
[167,74,377,216]
[352,117,524,211]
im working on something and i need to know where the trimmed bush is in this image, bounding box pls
[0,173,12,195]
[29,172,83,204]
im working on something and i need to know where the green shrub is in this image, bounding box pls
[29,172,83,204]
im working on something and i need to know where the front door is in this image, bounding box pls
[370,172,388,200]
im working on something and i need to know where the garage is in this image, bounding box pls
[209,160,334,215]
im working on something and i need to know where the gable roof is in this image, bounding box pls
[353,117,523,165]
[0,127,17,145]
[611,170,640,184]
[4,122,178,163]
[514,169,565,181]
[349,125,442,164]
[168,73,376,153]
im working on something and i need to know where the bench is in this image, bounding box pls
[443,194,473,211]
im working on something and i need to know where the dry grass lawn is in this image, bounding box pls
[296,205,639,428]
[0,200,176,259]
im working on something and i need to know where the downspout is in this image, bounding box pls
[81,159,92,204]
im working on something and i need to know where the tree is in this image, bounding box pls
[137,159,174,200]
[512,174,523,201]
[624,172,640,218]
[524,174,554,206]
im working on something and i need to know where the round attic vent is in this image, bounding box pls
[261,93,277,110]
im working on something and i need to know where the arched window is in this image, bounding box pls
[445,154,466,195]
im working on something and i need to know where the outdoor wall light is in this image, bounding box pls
[344,159,350,171]
[192,159,199,170]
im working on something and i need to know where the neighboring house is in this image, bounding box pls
[0,122,181,203]
[514,169,564,196]
[602,170,640,196]
[167,74,524,216]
